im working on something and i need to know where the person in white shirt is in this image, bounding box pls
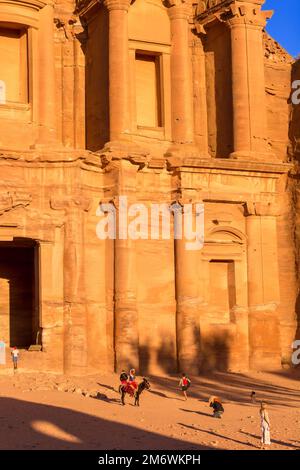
[11,347,19,372]
[260,402,271,449]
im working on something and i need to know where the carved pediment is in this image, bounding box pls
[0,192,32,216]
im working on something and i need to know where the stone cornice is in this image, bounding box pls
[175,157,292,176]
[0,0,48,11]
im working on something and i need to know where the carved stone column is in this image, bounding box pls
[166,1,198,164]
[0,279,9,346]
[104,0,132,143]
[191,35,209,157]
[113,160,139,371]
[173,195,203,374]
[72,20,87,149]
[51,196,91,375]
[36,3,57,145]
[245,201,281,369]
[227,1,273,160]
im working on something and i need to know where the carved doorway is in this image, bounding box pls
[0,239,40,348]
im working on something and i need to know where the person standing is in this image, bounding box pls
[251,391,256,403]
[179,373,191,401]
[11,346,19,373]
[260,402,271,449]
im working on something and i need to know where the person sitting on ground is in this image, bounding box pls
[179,373,191,401]
[209,396,224,418]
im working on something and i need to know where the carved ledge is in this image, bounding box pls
[50,196,91,212]
[0,192,32,216]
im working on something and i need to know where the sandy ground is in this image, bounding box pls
[0,368,299,450]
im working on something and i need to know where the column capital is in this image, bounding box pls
[244,200,280,217]
[166,0,191,20]
[103,0,132,11]
[226,2,273,29]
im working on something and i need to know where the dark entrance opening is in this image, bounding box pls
[0,239,39,348]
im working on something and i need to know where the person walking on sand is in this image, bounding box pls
[11,346,19,373]
[179,373,191,401]
[260,402,271,449]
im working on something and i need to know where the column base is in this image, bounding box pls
[248,306,281,370]
[176,300,201,376]
[178,356,200,376]
[100,139,149,165]
[114,299,139,373]
[165,143,208,168]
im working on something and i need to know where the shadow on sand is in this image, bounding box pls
[240,431,300,450]
[147,371,300,408]
[0,396,215,450]
[179,423,257,449]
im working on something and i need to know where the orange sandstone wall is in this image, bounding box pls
[263,36,298,363]
[292,59,300,343]
[0,0,299,376]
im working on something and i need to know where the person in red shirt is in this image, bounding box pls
[179,373,191,401]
